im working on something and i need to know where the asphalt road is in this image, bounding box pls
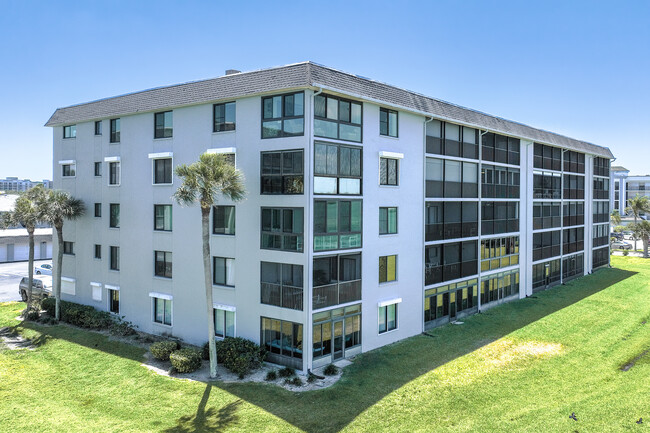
[0,260,52,302]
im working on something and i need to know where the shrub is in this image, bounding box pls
[110,317,137,336]
[307,373,317,383]
[265,370,277,381]
[150,341,181,361]
[202,342,210,360]
[24,310,40,321]
[41,298,113,330]
[170,348,202,373]
[323,364,338,376]
[283,376,302,386]
[623,250,629,256]
[217,337,266,378]
[278,366,295,378]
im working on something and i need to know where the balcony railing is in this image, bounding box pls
[313,279,361,310]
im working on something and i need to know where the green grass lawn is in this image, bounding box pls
[1,256,649,432]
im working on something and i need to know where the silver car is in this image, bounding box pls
[34,263,53,275]
[18,276,53,302]
[611,241,633,250]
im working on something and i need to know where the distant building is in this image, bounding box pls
[611,166,650,219]
[0,177,53,193]
[0,228,53,263]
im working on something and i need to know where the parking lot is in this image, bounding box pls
[0,260,51,302]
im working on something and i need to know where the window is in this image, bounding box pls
[563,174,585,199]
[154,251,172,278]
[533,202,561,230]
[110,246,120,271]
[379,255,397,283]
[62,164,76,177]
[94,203,101,218]
[593,247,609,268]
[532,259,561,289]
[593,201,610,223]
[94,162,102,177]
[154,111,173,138]
[593,223,609,247]
[108,162,120,185]
[480,236,519,271]
[260,262,303,311]
[533,171,562,199]
[63,125,76,139]
[426,120,478,159]
[378,303,398,334]
[563,201,584,227]
[481,202,519,235]
[424,278,478,326]
[95,121,102,136]
[563,227,584,255]
[482,133,520,165]
[313,304,361,359]
[94,244,101,259]
[153,158,173,184]
[424,241,477,285]
[533,143,561,170]
[314,93,362,142]
[313,253,362,309]
[261,207,303,252]
[481,165,520,198]
[154,205,172,231]
[214,308,235,338]
[109,289,119,313]
[563,151,585,173]
[261,318,303,368]
[532,230,561,261]
[594,157,610,177]
[480,270,520,305]
[425,201,478,241]
[109,204,120,228]
[213,102,236,132]
[593,177,609,199]
[110,118,120,143]
[380,108,398,137]
[213,206,235,235]
[153,298,172,325]
[261,150,304,194]
[379,157,399,186]
[425,158,478,198]
[313,200,362,251]
[314,142,362,195]
[563,253,584,280]
[379,207,397,235]
[63,241,74,255]
[213,257,235,287]
[262,92,304,138]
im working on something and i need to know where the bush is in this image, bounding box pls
[150,341,181,361]
[111,317,137,336]
[278,366,295,378]
[265,370,277,381]
[41,298,113,330]
[323,364,338,376]
[170,348,202,373]
[284,377,302,386]
[216,337,266,378]
[307,373,318,383]
[24,310,40,321]
[623,250,630,256]
[202,342,210,360]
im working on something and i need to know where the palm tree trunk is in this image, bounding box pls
[26,227,34,312]
[634,215,638,251]
[55,224,64,320]
[202,207,218,378]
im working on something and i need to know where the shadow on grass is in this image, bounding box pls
[216,266,637,433]
[162,384,242,433]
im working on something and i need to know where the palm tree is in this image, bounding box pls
[173,153,245,378]
[630,220,650,258]
[610,210,622,227]
[625,195,650,251]
[40,190,86,320]
[0,186,46,313]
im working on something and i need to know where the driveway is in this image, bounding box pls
[0,260,51,302]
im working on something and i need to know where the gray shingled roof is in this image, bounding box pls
[45,61,613,158]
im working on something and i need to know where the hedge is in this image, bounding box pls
[170,348,202,373]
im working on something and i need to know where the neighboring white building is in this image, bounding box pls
[0,228,53,263]
[46,62,613,371]
[0,177,52,192]
[611,166,650,219]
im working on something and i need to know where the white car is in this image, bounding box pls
[34,263,53,275]
[611,241,633,250]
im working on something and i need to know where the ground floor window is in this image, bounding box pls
[593,247,609,268]
[312,304,361,360]
[214,308,235,338]
[109,289,119,314]
[532,259,561,289]
[562,253,584,279]
[261,317,303,366]
[424,278,478,325]
[378,303,398,334]
[153,298,172,326]
[480,269,520,305]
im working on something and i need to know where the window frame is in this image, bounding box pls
[379,157,399,186]
[94,121,102,136]
[109,203,120,229]
[261,91,305,139]
[152,157,173,185]
[214,308,236,338]
[213,101,236,132]
[314,142,363,195]
[94,203,101,218]
[213,256,235,287]
[154,250,173,279]
[260,262,304,311]
[378,303,398,334]
[110,118,120,143]
[61,163,76,178]
[260,207,304,253]
[63,125,76,139]
[379,107,398,138]
[109,246,120,271]
[154,111,173,139]
[379,207,398,235]
[108,161,121,186]
[94,162,102,177]
[378,255,397,283]
[108,289,120,314]
[313,93,363,143]
[153,204,173,232]
[313,199,362,252]
[94,244,101,259]
[260,149,304,195]
[63,241,74,255]
[153,297,172,326]
[212,205,235,235]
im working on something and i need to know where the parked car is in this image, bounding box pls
[611,232,624,240]
[34,263,53,275]
[611,241,633,250]
[18,276,53,302]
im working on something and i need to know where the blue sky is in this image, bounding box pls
[1,0,648,180]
